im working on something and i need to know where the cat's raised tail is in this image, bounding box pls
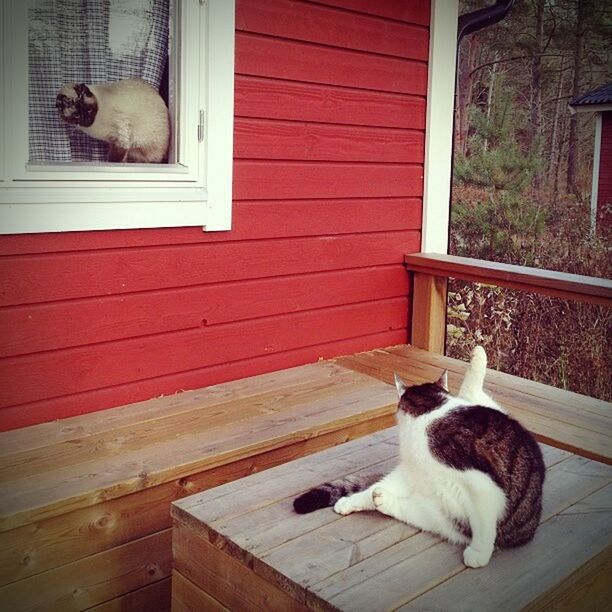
[458,345,487,403]
[293,472,382,514]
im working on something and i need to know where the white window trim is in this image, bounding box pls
[0,0,235,234]
[421,0,459,254]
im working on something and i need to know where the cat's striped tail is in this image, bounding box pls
[293,472,382,514]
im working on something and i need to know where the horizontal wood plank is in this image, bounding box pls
[0,414,393,584]
[0,267,409,358]
[405,253,612,306]
[233,161,423,200]
[0,329,405,431]
[0,530,172,612]
[237,0,428,61]
[173,427,611,612]
[335,345,612,464]
[235,32,427,95]
[235,76,426,129]
[1,369,398,530]
[173,431,612,611]
[400,502,612,610]
[0,365,384,480]
[0,198,422,256]
[234,118,424,163]
[0,362,363,455]
[172,571,227,612]
[306,0,430,26]
[173,429,396,525]
[88,578,171,612]
[1,232,419,306]
[0,298,408,408]
[173,521,307,611]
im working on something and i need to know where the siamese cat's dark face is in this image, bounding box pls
[56,83,98,127]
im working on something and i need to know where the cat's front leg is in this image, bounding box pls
[462,481,503,568]
[372,486,402,519]
[333,486,377,515]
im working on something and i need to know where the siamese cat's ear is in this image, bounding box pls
[394,373,408,398]
[435,369,449,391]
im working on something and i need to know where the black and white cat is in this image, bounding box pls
[56,78,170,163]
[293,347,545,568]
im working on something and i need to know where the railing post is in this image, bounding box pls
[411,272,447,354]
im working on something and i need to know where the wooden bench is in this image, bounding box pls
[0,362,397,612]
[1,345,610,611]
[171,429,612,611]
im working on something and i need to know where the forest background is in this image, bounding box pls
[448,0,611,400]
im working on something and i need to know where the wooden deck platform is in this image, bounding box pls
[0,344,610,610]
[172,429,612,611]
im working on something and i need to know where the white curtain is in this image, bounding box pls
[28,0,169,162]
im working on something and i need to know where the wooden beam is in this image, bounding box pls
[405,253,612,307]
[410,272,447,353]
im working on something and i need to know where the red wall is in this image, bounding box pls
[0,0,429,431]
[597,111,612,232]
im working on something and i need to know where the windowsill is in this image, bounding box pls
[0,197,209,234]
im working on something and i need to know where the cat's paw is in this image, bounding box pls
[372,487,395,515]
[463,545,492,568]
[333,496,355,516]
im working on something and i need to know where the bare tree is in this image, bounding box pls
[567,0,585,194]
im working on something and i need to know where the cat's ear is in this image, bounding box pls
[394,373,408,398]
[435,369,449,391]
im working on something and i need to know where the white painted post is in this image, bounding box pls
[421,0,459,254]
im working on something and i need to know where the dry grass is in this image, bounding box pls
[448,187,611,401]
[447,281,611,401]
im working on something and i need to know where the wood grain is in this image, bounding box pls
[0,329,406,431]
[0,298,408,408]
[410,272,447,353]
[0,416,392,585]
[405,253,612,306]
[0,365,397,530]
[0,530,172,612]
[234,118,424,163]
[235,76,426,129]
[173,426,611,612]
[233,161,423,200]
[235,32,428,95]
[171,571,228,612]
[88,578,171,612]
[335,345,612,464]
[1,232,419,307]
[306,0,431,26]
[173,522,307,611]
[237,0,428,61]
[0,362,370,456]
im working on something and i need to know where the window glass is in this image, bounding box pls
[28,0,170,163]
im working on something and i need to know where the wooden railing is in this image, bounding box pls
[405,253,612,354]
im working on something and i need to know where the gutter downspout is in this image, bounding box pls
[457,0,515,42]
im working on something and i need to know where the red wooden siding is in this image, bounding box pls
[597,111,612,231]
[0,0,429,431]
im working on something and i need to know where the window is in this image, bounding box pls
[0,0,235,234]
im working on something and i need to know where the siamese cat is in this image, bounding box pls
[293,347,545,568]
[56,78,169,163]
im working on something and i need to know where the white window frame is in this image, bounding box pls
[421,0,459,254]
[0,0,235,234]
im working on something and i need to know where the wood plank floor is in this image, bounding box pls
[1,343,609,611]
[0,362,397,611]
[335,345,612,464]
[172,430,612,611]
